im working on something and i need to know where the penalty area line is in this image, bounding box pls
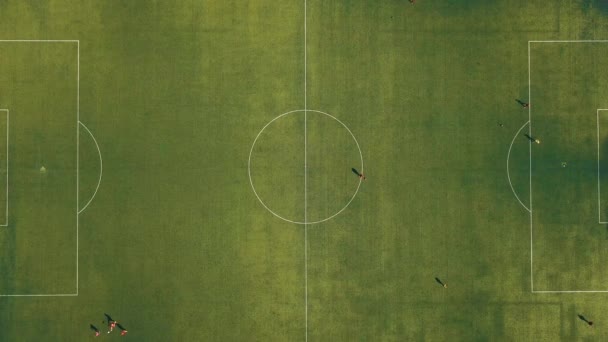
[597,109,608,224]
[0,109,8,227]
[0,293,78,297]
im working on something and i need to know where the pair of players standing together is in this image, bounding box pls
[90,313,128,337]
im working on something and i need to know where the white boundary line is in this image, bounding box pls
[5,109,7,227]
[0,110,9,227]
[530,40,608,293]
[304,0,307,113]
[303,0,308,340]
[76,40,80,294]
[0,40,78,42]
[77,121,102,214]
[528,41,533,292]
[507,120,531,212]
[0,293,77,297]
[598,109,608,224]
[530,40,608,43]
[0,40,79,297]
[533,290,608,293]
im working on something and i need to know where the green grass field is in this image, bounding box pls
[3,0,608,340]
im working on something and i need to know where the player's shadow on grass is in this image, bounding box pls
[515,99,527,107]
[352,168,361,177]
[578,314,593,325]
[104,313,113,323]
[434,277,446,287]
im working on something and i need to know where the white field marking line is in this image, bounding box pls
[0,110,9,227]
[600,109,604,224]
[77,121,102,214]
[530,40,608,43]
[533,290,608,293]
[528,40,533,292]
[76,40,80,294]
[597,109,608,224]
[248,109,363,225]
[5,109,7,227]
[507,120,531,212]
[304,207,308,342]
[0,41,79,297]
[304,0,307,112]
[0,293,77,297]
[0,40,78,42]
[303,0,308,340]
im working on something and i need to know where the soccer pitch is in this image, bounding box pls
[2,0,608,341]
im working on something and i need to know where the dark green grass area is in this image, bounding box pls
[0,113,7,226]
[3,0,608,341]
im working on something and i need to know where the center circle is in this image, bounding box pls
[248,109,364,225]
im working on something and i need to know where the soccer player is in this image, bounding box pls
[578,314,594,327]
[107,320,117,333]
[117,323,128,335]
[90,324,100,337]
[524,133,540,144]
[352,168,365,180]
[435,277,448,288]
[516,99,529,108]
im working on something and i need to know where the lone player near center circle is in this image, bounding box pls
[524,133,540,144]
[516,99,530,108]
[435,277,448,288]
[351,168,365,180]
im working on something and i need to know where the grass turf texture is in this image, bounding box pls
[1,0,608,340]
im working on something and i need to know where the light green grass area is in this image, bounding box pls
[2,0,608,341]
